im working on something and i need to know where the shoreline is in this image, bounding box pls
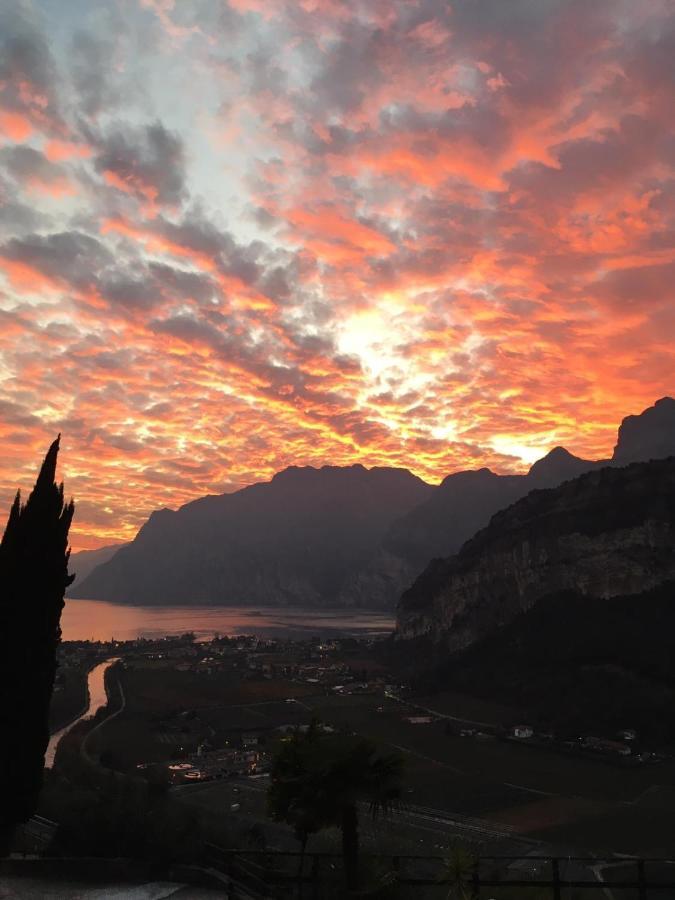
[59,599,395,643]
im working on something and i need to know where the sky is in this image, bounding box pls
[0,0,674,550]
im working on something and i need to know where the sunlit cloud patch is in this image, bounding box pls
[0,0,673,548]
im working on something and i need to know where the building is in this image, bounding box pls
[512,725,534,739]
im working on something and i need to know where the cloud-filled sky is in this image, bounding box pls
[1,0,674,550]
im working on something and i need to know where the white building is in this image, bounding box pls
[512,725,534,739]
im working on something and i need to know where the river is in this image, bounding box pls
[45,658,119,768]
[60,598,395,642]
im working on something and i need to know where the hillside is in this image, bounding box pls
[396,456,675,649]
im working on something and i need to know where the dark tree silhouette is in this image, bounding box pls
[268,725,405,893]
[268,721,324,896]
[0,437,74,853]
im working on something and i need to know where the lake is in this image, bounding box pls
[60,598,396,642]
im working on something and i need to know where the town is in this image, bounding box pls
[52,631,666,787]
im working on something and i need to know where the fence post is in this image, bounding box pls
[551,858,561,900]
[472,859,480,899]
[637,859,647,900]
[311,854,320,900]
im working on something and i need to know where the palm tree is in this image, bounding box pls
[321,736,404,892]
[437,846,477,899]
[268,725,405,894]
[268,722,324,897]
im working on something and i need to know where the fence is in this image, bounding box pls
[205,847,675,898]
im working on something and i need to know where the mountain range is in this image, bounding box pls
[394,453,675,741]
[71,397,675,608]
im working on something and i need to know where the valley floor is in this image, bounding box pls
[46,635,675,861]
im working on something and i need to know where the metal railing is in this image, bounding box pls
[204,847,675,897]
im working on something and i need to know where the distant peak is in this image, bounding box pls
[547,445,574,458]
[527,446,575,473]
[526,446,593,485]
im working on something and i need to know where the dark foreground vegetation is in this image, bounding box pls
[268,723,405,891]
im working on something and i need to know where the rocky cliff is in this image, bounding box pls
[396,457,675,648]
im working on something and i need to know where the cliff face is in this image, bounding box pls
[613,397,675,465]
[396,457,675,648]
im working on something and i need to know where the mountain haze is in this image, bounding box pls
[67,544,125,591]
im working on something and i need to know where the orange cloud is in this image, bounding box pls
[0,111,33,142]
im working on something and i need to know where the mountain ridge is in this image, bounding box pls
[72,397,675,608]
[71,463,432,605]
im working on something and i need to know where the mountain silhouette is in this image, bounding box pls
[72,398,675,608]
[70,465,431,605]
[612,396,675,464]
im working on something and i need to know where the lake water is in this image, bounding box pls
[60,598,395,642]
[45,658,119,768]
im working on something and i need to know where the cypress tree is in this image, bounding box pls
[0,437,74,851]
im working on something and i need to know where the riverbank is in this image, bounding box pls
[48,657,99,736]
[46,658,119,769]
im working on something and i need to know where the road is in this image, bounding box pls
[173,774,532,851]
